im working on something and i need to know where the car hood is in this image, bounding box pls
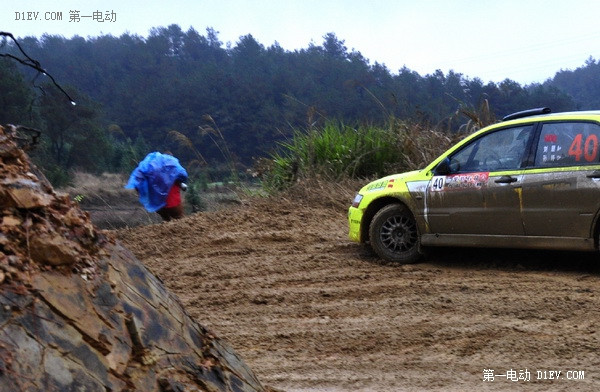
[359,170,422,194]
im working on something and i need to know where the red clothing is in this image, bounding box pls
[164,184,181,208]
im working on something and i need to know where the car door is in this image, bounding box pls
[426,125,535,235]
[521,121,600,238]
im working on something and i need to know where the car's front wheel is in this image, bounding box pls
[368,204,421,263]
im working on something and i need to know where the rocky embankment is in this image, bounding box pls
[0,124,270,391]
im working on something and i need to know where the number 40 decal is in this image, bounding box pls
[431,176,445,191]
[568,133,599,162]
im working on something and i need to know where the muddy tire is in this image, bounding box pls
[368,204,421,263]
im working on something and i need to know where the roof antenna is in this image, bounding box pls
[0,31,76,105]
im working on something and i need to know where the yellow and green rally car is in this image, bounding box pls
[348,108,600,263]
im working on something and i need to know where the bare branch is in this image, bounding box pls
[0,31,76,105]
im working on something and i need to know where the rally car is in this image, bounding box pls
[348,108,600,263]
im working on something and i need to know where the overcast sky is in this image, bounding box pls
[3,0,600,84]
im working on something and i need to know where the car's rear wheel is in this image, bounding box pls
[368,204,421,263]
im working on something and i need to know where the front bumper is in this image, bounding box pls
[348,206,364,242]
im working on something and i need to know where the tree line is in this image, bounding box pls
[0,24,596,183]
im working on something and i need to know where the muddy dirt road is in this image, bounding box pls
[116,194,600,391]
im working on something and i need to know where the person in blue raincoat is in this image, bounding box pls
[125,152,188,221]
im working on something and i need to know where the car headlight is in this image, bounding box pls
[351,193,363,208]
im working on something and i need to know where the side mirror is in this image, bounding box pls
[434,157,451,175]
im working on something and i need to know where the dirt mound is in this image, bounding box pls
[118,182,600,391]
[0,124,269,391]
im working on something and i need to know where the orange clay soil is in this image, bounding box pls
[117,196,600,391]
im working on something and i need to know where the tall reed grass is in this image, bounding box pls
[261,120,466,192]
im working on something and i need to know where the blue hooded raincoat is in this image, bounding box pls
[125,152,188,212]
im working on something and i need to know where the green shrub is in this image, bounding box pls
[185,180,207,213]
[263,123,402,187]
[39,164,73,188]
[260,121,465,192]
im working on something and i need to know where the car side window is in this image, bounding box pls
[534,122,600,167]
[448,125,534,173]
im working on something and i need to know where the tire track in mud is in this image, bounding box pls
[117,198,600,391]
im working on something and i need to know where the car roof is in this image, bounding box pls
[493,110,600,131]
[503,109,600,123]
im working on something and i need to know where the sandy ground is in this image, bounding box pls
[116,195,600,391]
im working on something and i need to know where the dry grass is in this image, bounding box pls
[392,121,467,170]
[274,177,366,211]
[58,171,159,229]
[59,171,247,229]
[60,171,137,207]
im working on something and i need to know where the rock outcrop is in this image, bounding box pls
[0,125,268,391]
